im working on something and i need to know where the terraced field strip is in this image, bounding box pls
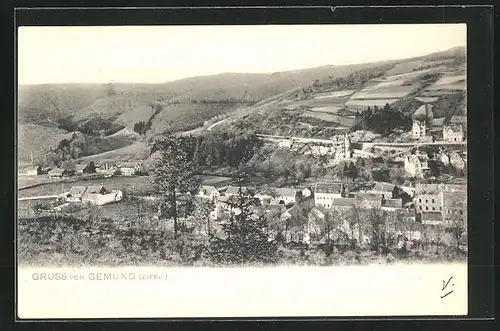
[310,106,344,113]
[313,90,356,99]
[345,98,400,108]
[415,96,439,103]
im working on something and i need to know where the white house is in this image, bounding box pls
[197,185,221,201]
[314,182,344,208]
[65,186,87,202]
[443,125,464,142]
[274,188,299,205]
[404,154,429,178]
[81,185,123,206]
[412,119,427,138]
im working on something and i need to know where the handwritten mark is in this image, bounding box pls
[440,276,454,298]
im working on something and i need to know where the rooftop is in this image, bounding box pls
[415,184,441,195]
[315,182,343,194]
[331,197,356,207]
[450,115,467,125]
[225,186,248,195]
[355,192,382,201]
[442,190,467,207]
[372,182,396,192]
[444,124,463,133]
[275,188,298,197]
[68,186,87,195]
[86,185,106,194]
[383,199,403,208]
[421,211,442,221]
[199,185,218,195]
[413,104,434,119]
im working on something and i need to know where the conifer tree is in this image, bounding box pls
[151,136,202,238]
[209,179,278,265]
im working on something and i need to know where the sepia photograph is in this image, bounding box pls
[16,23,469,318]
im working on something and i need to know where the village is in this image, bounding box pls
[18,101,467,250]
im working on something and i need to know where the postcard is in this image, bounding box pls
[16,23,468,319]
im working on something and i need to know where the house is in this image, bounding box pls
[224,186,247,197]
[20,166,41,176]
[278,139,293,148]
[404,153,429,178]
[78,162,97,174]
[450,115,466,126]
[116,162,144,176]
[314,182,345,208]
[370,182,398,199]
[382,198,403,210]
[96,162,118,175]
[441,190,467,227]
[400,186,416,197]
[440,153,451,165]
[81,185,123,206]
[274,188,300,205]
[280,205,300,222]
[412,119,427,138]
[48,168,65,178]
[449,151,466,170]
[354,192,382,209]
[330,197,357,210]
[421,211,443,225]
[119,167,135,176]
[442,125,464,142]
[412,104,433,138]
[65,186,87,202]
[197,185,220,202]
[62,164,76,177]
[301,187,313,199]
[414,184,442,214]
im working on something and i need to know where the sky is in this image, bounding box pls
[17,24,466,85]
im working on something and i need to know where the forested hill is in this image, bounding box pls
[17,46,465,166]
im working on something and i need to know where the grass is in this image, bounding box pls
[17,123,73,164]
[17,214,467,268]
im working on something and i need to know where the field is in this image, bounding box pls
[419,90,459,97]
[71,95,158,126]
[345,98,400,108]
[309,106,344,113]
[18,175,153,198]
[147,103,242,136]
[76,141,150,163]
[313,90,356,99]
[432,74,466,85]
[349,86,416,100]
[301,111,356,127]
[18,123,72,165]
[415,96,439,103]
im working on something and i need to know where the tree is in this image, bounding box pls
[151,136,202,238]
[188,198,216,236]
[209,183,278,265]
[107,84,117,96]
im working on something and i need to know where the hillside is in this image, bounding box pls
[215,47,466,139]
[17,46,466,164]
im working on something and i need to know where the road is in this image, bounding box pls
[18,195,60,201]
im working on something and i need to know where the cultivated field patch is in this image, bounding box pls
[313,90,356,99]
[301,112,356,127]
[350,86,416,100]
[309,106,344,113]
[77,141,150,163]
[415,96,439,103]
[431,74,466,86]
[344,98,400,108]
